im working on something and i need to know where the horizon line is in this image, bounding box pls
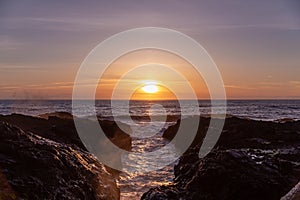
[0,98,300,101]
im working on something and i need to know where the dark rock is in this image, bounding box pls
[38,111,74,120]
[163,116,300,151]
[0,113,133,177]
[0,113,132,152]
[0,122,119,200]
[281,181,300,200]
[162,117,209,150]
[143,148,300,200]
[143,117,300,200]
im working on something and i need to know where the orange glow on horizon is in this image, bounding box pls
[131,84,177,100]
[95,49,210,100]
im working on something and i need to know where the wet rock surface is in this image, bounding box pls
[142,117,300,200]
[0,113,132,151]
[0,121,119,200]
[281,181,300,200]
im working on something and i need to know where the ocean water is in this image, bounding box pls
[0,99,300,199]
[1,99,300,121]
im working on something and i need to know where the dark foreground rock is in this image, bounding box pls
[163,116,300,150]
[0,122,119,200]
[142,117,300,200]
[0,113,132,152]
[281,181,300,200]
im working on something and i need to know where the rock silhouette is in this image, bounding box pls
[0,121,119,200]
[281,181,300,200]
[0,113,133,199]
[142,117,300,200]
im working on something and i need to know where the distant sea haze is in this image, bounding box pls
[0,100,299,122]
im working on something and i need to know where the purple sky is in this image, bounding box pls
[0,0,299,99]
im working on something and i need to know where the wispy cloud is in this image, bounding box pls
[0,35,24,50]
[0,65,41,70]
[289,81,300,88]
[224,85,255,90]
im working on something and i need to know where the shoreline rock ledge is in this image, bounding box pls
[0,113,132,152]
[0,112,133,200]
[0,121,119,200]
[142,117,300,200]
[281,181,300,200]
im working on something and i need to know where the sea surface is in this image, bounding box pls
[1,99,299,122]
[0,99,300,199]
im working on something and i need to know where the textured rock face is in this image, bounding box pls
[281,182,300,200]
[0,113,132,152]
[0,122,119,200]
[142,149,300,200]
[142,117,300,200]
[163,116,300,150]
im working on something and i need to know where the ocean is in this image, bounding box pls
[1,100,299,121]
[0,99,299,199]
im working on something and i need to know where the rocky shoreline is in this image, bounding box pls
[0,112,132,152]
[142,116,300,200]
[0,113,299,199]
[0,112,132,200]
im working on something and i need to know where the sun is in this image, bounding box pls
[142,84,158,93]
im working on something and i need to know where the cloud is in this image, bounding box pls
[289,81,300,88]
[0,65,40,70]
[0,35,24,50]
[224,85,254,90]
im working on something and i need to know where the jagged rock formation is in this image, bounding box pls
[0,113,132,151]
[281,181,300,200]
[142,117,300,200]
[0,122,119,200]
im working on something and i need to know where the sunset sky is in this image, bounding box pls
[0,0,299,99]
